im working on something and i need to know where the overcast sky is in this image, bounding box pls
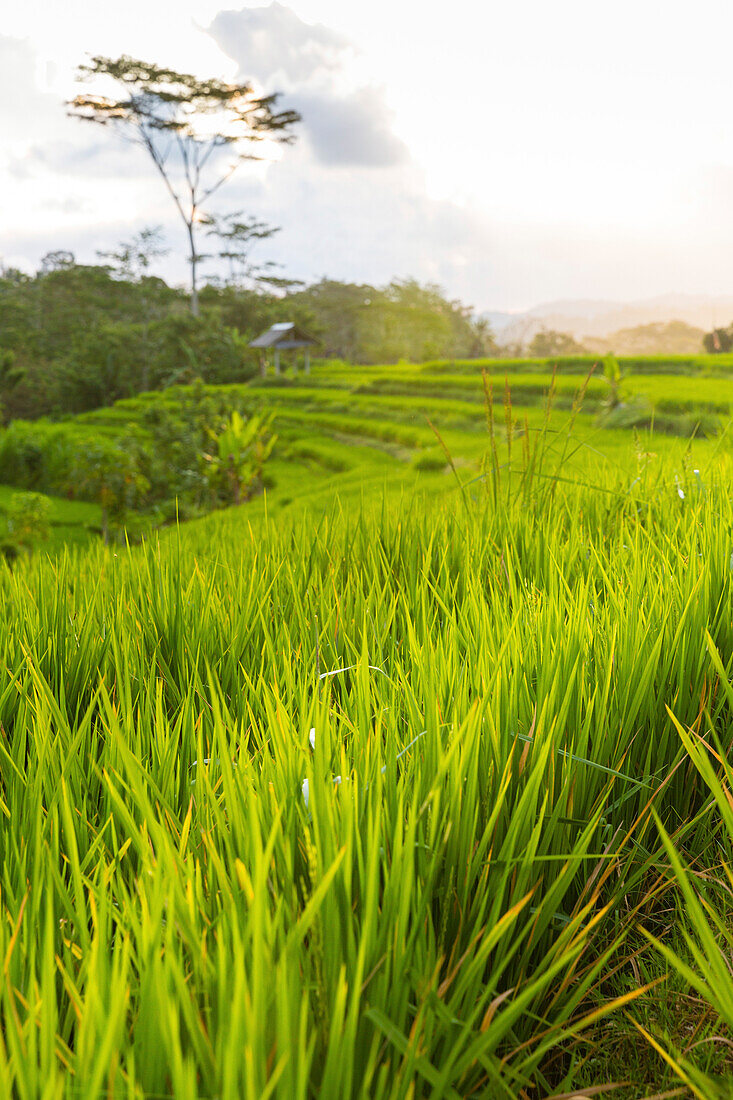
[3,0,733,312]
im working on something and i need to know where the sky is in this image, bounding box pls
[3,0,733,312]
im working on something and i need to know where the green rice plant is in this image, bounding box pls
[0,360,732,1094]
[637,676,733,1098]
[422,353,733,376]
[0,442,729,1093]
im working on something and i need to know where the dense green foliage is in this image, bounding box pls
[0,262,497,421]
[0,261,273,419]
[4,252,731,430]
[288,278,497,362]
[0,385,275,538]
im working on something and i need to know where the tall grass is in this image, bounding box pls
[0,390,732,1095]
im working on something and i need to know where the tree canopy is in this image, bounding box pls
[703,325,733,354]
[528,328,587,357]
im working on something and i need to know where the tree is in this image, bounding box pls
[69,56,300,315]
[97,225,168,282]
[0,350,25,424]
[97,226,171,390]
[73,439,150,543]
[289,279,375,360]
[54,320,149,411]
[528,328,587,357]
[197,282,317,349]
[467,316,497,358]
[6,492,51,550]
[40,250,75,274]
[703,326,733,354]
[202,211,301,291]
[289,278,493,363]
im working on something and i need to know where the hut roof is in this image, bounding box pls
[249,322,318,349]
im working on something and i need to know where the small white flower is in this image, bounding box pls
[301,774,341,811]
[301,731,424,810]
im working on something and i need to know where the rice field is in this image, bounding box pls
[1,364,733,1096]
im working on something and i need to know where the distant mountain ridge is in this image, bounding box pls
[485,294,733,347]
[584,321,706,356]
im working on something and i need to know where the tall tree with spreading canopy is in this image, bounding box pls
[69,57,300,315]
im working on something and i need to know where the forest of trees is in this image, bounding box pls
[0,253,497,421]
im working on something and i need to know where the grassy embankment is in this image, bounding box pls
[3,353,727,542]
[1,362,733,1095]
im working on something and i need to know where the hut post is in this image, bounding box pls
[305,348,311,375]
[274,349,281,375]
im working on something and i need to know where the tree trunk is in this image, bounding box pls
[187,221,200,317]
[141,323,150,393]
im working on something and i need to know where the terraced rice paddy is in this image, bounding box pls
[2,358,733,1097]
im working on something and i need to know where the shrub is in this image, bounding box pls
[0,384,275,527]
[7,491,51,549]
[412,447,446,471]
[71,441,150,542]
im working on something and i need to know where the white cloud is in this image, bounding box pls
[208,4,408,168]
[289,87,408,167]
[0,36,60,146]
[10,137,147,181]
[215,155,495,302]
[209,2,350,84]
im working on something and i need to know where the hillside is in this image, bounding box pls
[1,361,733,1096]
[583,320,706,355]
[491,292,733,347]
[1,354,732,550]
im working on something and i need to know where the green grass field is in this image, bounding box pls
[1,359,733,1097]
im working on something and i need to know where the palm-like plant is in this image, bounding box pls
[203,410,276,504]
